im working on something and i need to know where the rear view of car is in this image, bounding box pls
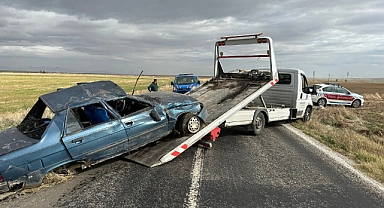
[311,83,364,108]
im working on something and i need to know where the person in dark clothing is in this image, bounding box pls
[148,79,158,92]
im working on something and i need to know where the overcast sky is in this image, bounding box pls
[0,0,383,78]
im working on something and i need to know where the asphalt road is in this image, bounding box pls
[1,124,384,207]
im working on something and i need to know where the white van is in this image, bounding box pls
[225,68,313,135]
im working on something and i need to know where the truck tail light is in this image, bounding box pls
[257,38,268,43]
[217,41,225,46]
[0,173,3,181]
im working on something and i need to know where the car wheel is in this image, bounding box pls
[178,113,201,135]
[351,100,361,108]
[252,111,265,135]
[317,98,327,107]
[302,107,312,122]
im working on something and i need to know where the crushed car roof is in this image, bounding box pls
[40,81,127,112]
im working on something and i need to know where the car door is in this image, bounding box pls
[296,73,311,114]
[121,105,169,150]
[322,86,338,104]
[335,87,354,105]
[62,104,129,161]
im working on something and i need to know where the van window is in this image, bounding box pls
[277,73,291,84]
[301,73,309,89]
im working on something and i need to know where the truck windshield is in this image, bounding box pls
[175,76,194,84]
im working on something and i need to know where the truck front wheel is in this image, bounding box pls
[252,111,265,135]
[302,107,312,122]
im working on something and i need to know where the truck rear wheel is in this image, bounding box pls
[252,111,265,135]
[178,113,201,136]
[302,107,312,122]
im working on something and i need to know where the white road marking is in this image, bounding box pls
[284,124,384,195]
[184,147,205,208]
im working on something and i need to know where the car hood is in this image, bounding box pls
[175,84,193,88]
[351,93,364,99]
[137,92,200,109]
[0,127,39,156]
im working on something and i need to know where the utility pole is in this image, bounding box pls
[313,71,315,82]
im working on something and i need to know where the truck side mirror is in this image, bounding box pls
[197,80,201,85]
[170,82,174,86]
[302,87,311,94]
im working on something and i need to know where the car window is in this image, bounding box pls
[312,85,321,91]
[175,76,195,84]
[65,109,82,134]
[107,97,151,118]
[17,99,54,140]
[65,103,115,135]
[336,87,349,94]
[323,86,335,92]
[277,73,291,84]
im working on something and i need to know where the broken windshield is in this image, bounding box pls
[174,76,195,84]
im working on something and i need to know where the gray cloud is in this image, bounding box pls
[0,0,383,78]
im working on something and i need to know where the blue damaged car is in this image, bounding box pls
[0,81,207,193]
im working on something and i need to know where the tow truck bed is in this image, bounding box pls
[124,135,190,167]
[188,79,269,122]
[125,33,278,167]
[125,79,269,167]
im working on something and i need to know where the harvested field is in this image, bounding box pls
[309,80,384,95]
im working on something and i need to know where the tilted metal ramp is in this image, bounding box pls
[125,78,275,167]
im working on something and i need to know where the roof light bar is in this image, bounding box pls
[220,33,263,40]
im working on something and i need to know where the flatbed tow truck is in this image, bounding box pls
[125,33,279,167]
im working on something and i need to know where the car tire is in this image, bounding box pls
[351,100,361,108]
[302,107,312,122]
[252,111,265,135]
[178,113,201,136]
[317,98,327,107]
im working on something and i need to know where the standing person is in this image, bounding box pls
[148,79,158,92]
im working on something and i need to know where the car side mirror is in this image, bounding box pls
[150,110,161,122]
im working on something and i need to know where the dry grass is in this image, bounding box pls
[21,171,76,194]
[292,92,384,183]
[0,72,176,113]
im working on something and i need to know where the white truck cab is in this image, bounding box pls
[225,68,313,135]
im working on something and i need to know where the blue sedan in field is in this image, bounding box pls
[0,81,207,193]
